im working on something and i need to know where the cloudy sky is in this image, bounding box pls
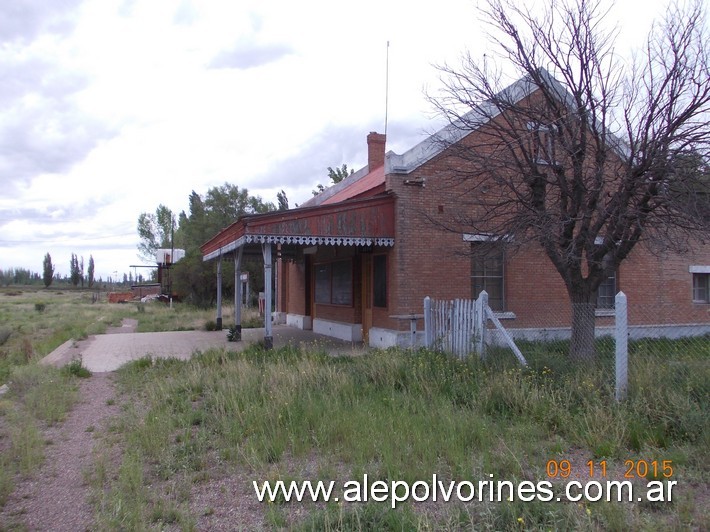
[0,0,670,281]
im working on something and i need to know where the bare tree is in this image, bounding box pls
[428,0,710,360]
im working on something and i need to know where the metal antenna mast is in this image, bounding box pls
[384,41,390,136]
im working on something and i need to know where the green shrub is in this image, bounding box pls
[61,358,91,379]
[226,325,240,342]
[242,315,264,328]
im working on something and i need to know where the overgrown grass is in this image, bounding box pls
[0,364,83,507]
[0,287,248,384]
[104,338,709,530]
[2,287,703,527]
[0,289,127,382]
[90,448,195,531]
[0,287,227,517]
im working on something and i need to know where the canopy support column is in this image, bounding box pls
[216,254,223,330]
[262,243,273,349]
[233,246,243,340]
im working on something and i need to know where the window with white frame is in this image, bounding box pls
[690,266,710,303]
[470,241,505,311]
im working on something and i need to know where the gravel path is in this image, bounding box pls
[0,372,120,531]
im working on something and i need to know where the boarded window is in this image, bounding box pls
[373,254,387,308]
[314,259,353,306]
[471,243,505,311]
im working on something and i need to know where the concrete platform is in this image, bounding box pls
[40,325,367,372]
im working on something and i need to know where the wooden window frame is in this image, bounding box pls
[372,254,387,309]
[314,259,353,306]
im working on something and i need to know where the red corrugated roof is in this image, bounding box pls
[321,165,385,205]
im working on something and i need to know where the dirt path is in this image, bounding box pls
[0,372,120,531]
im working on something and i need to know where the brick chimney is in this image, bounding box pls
[367,132,386,170]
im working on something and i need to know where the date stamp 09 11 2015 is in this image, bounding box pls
[546,459,675,480]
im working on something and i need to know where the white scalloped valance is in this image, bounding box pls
[204,234,394,261]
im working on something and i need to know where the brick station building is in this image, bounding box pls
[201,74,710,347]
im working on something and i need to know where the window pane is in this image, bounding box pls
[331,260,353,305]
[373,255,387,308]
[471,242,504,311]
[597,272,616,309]
[314,264,331,304]
[693,273,709,302]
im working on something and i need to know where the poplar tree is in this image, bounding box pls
[42,253,54,288]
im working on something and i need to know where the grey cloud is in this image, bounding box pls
[0,54,117,196]
[209,42,293,70]
[0,55,87,107]
[253,124,378,191]
[0,0,82,43]
[253,121,438,193]
[0,103,116,195]
[0,200,108,228]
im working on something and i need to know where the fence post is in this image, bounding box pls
[424,296,432,348]
[477,291,488,359]
[615,291,628,402]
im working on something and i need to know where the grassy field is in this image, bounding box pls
[0,288,708,530]
[98,338,708,530]
[0,287,229,513]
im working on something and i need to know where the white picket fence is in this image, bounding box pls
[423,291,527,366]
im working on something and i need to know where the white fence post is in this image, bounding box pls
[486,306,528,367]
[424,296,432,348]
[477,291,488,358]
[615,291,628,402]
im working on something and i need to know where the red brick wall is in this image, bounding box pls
[108,292,134,303]
[619,242,710,326]
[131,284,161,299]
[383,123,710,330]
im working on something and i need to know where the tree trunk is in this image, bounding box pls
[569,301,596,361]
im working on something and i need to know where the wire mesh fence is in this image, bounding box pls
[475,293,710,406]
